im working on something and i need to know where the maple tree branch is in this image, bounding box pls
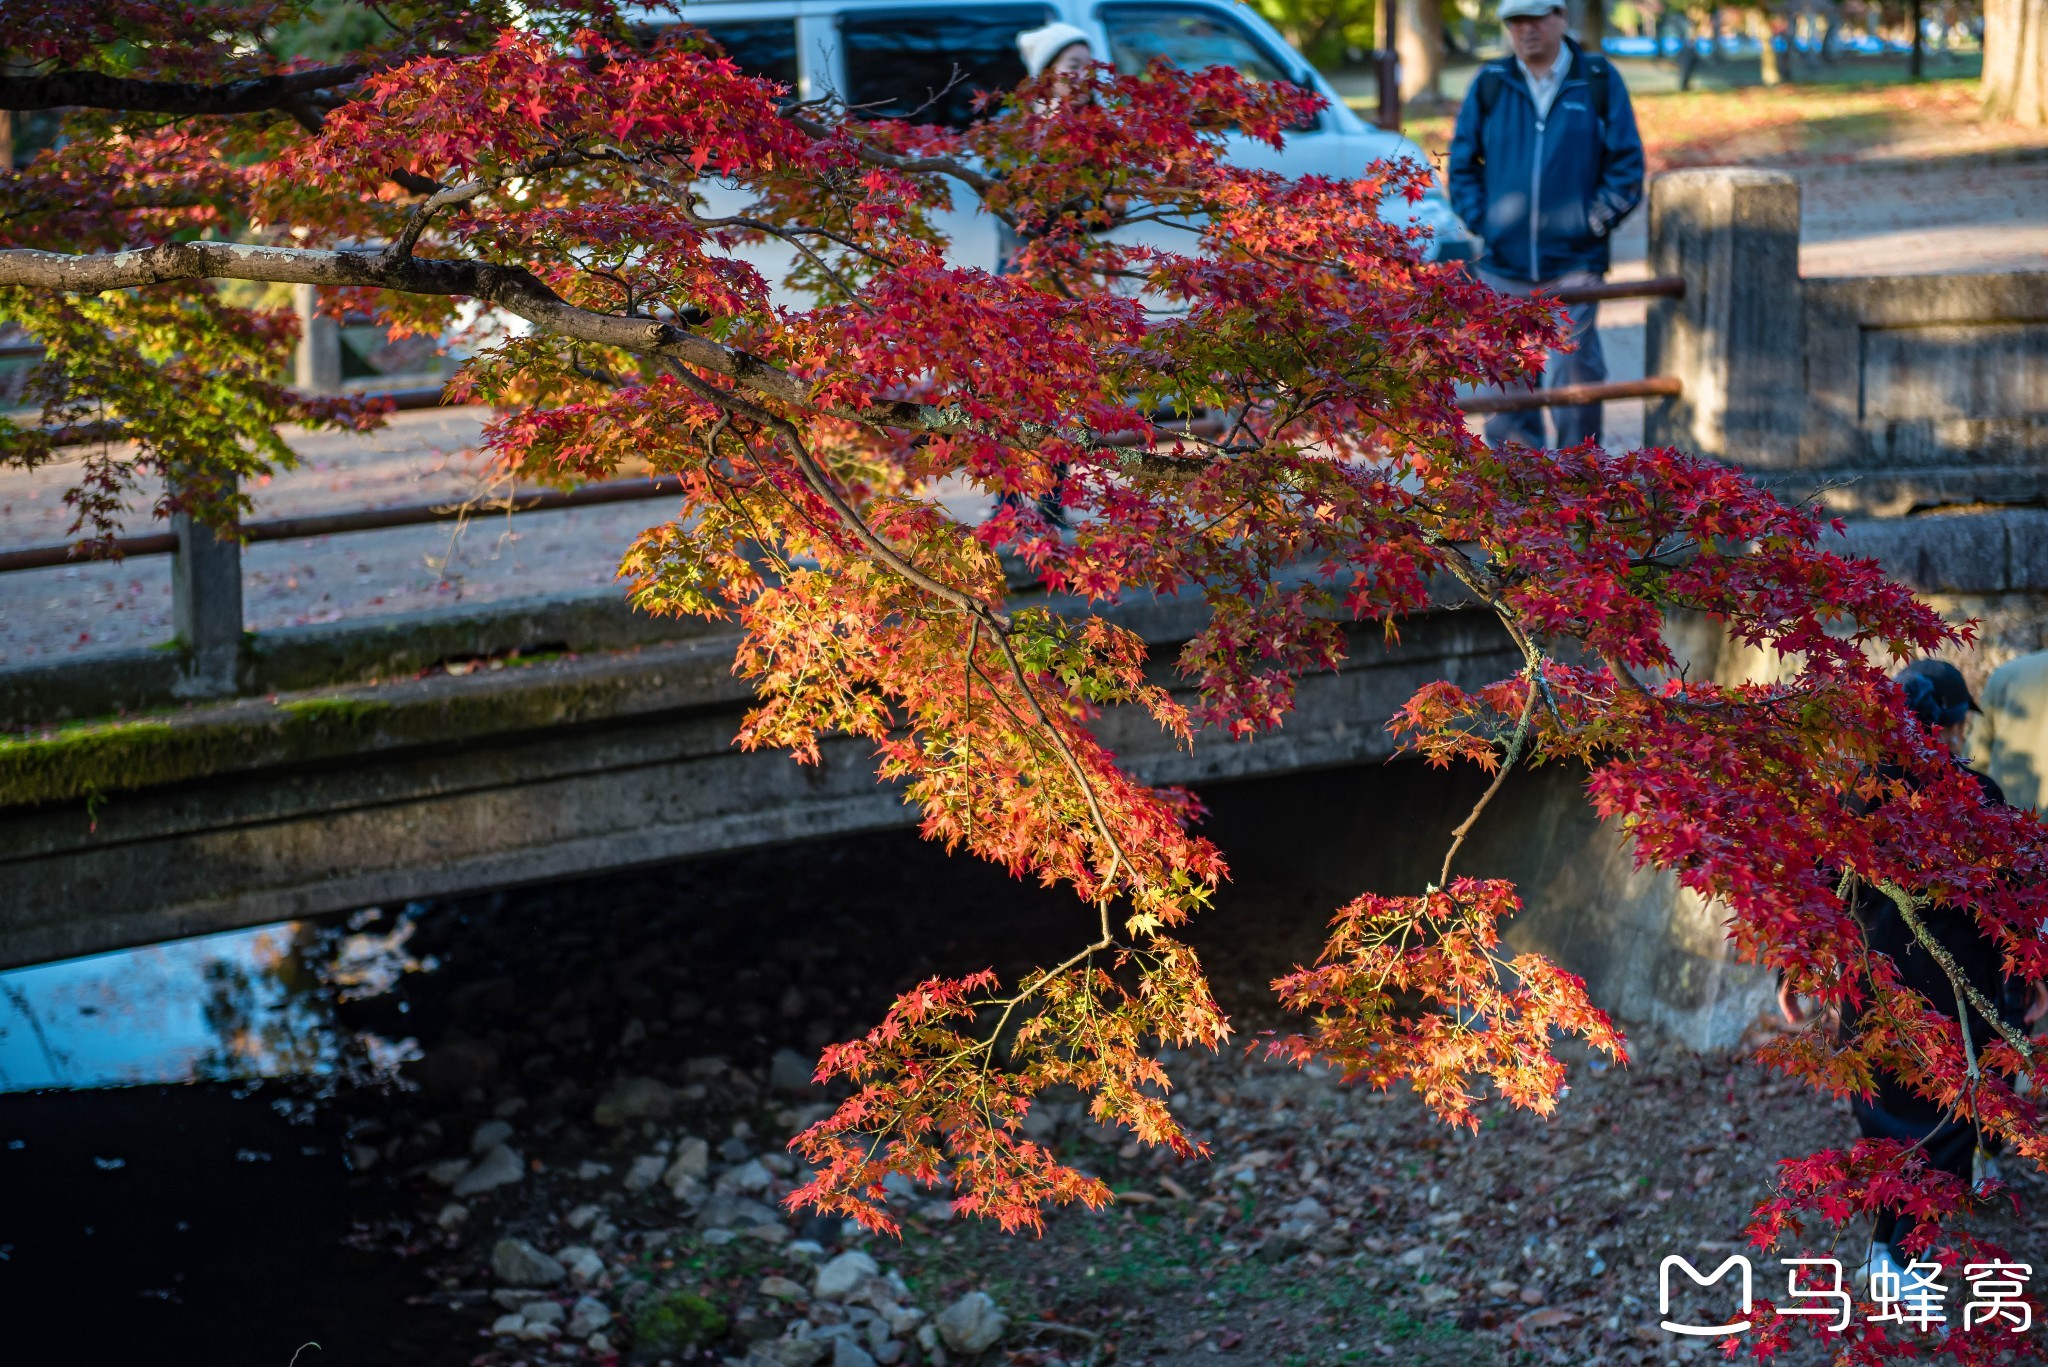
[725,403,1138,921]
[781,109,998,196]
[964,617,981,848]
[1602,649,1658,703]
[1438,666,1541,889]
[662,363,995,622]
[667,359,1140,914]
[600,151,898,303]
[386,180,489,261]
[1420,533,1572,734]
[1953,970,1983,1128]
[0,66,371,117]
[986,627,1132,916]
[0,241,1208,479]
[1879,879,2035,1066]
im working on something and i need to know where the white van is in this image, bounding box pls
[636,1,1474,267]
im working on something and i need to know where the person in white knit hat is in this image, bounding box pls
[1016,21,1101,84]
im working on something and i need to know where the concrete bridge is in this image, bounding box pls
[5,165,2048,1054]
[0,586,1520,970]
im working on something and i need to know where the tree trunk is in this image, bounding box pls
[1581,0,1610,51]
[1984,0,2048,123]
[1397,0,1445,102]
[1909,0,1925,75]
[1757,6,1786,82]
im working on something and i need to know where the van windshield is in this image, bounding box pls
[840,6,1053,129]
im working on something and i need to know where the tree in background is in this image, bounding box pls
[1399,0,1450,102]
[1984,0,2048,120]
[1253,0,1380,68]
[4,6,2047,1362]
[1758,1,1790,82]
[1249,0,1458,97]
[1577,0,1613,50]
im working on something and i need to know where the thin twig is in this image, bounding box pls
[1438,665,1541,888]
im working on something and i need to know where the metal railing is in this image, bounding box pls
[1464,375,1684,414]
[1462,275,1686,413]
[0,474,690,574]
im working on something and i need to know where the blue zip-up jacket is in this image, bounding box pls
[1447,39,1645,283]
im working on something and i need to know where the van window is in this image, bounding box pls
[697,20,801,88]
[1099,5,1293,84]
[840,6,1052,129]
[1098,5,1318,127]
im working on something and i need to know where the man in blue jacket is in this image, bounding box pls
[1449,0,1645,450]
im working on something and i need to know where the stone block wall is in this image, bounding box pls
[1645,169,2048,518]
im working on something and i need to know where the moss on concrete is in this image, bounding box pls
[274,696,389,726]
[0,718,188,807]
[0,639,746,809]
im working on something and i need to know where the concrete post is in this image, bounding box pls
[293,282,342,394]
[171,504,244,698]
[1642,168,1805,468]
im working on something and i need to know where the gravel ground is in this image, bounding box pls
[315,820,2048,1367]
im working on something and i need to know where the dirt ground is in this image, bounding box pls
[874,1037,2047,1367]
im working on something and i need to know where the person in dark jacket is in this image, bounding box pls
[1447,0,1645,451]
[1780,660,2048,1295]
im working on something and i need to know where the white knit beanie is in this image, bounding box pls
[1017,21,1099,77]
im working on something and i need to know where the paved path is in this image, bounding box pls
[1,156,2042,674]
[0,410,658,666]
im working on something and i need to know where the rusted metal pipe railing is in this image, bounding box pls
[1461,375,1683,415]
[1548,275,1685,305]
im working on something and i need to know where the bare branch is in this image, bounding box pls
[1437,664,1541,888]
[386,180,489,261]
[781,109,998,195]
[2,66,369,117]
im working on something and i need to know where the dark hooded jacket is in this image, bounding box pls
[1446,38,1646,282]
[1842,759,2027,1130]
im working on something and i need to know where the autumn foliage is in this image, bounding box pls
[4,4,2046,1358]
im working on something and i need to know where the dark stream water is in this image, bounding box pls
[0,762,1489,1367]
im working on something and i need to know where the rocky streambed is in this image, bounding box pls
[9,765,2047,1367]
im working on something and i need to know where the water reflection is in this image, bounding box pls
[0,909,431,1093]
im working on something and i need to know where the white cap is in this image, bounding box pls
[1017,21,1098,77]
[1498,0,1564,16]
